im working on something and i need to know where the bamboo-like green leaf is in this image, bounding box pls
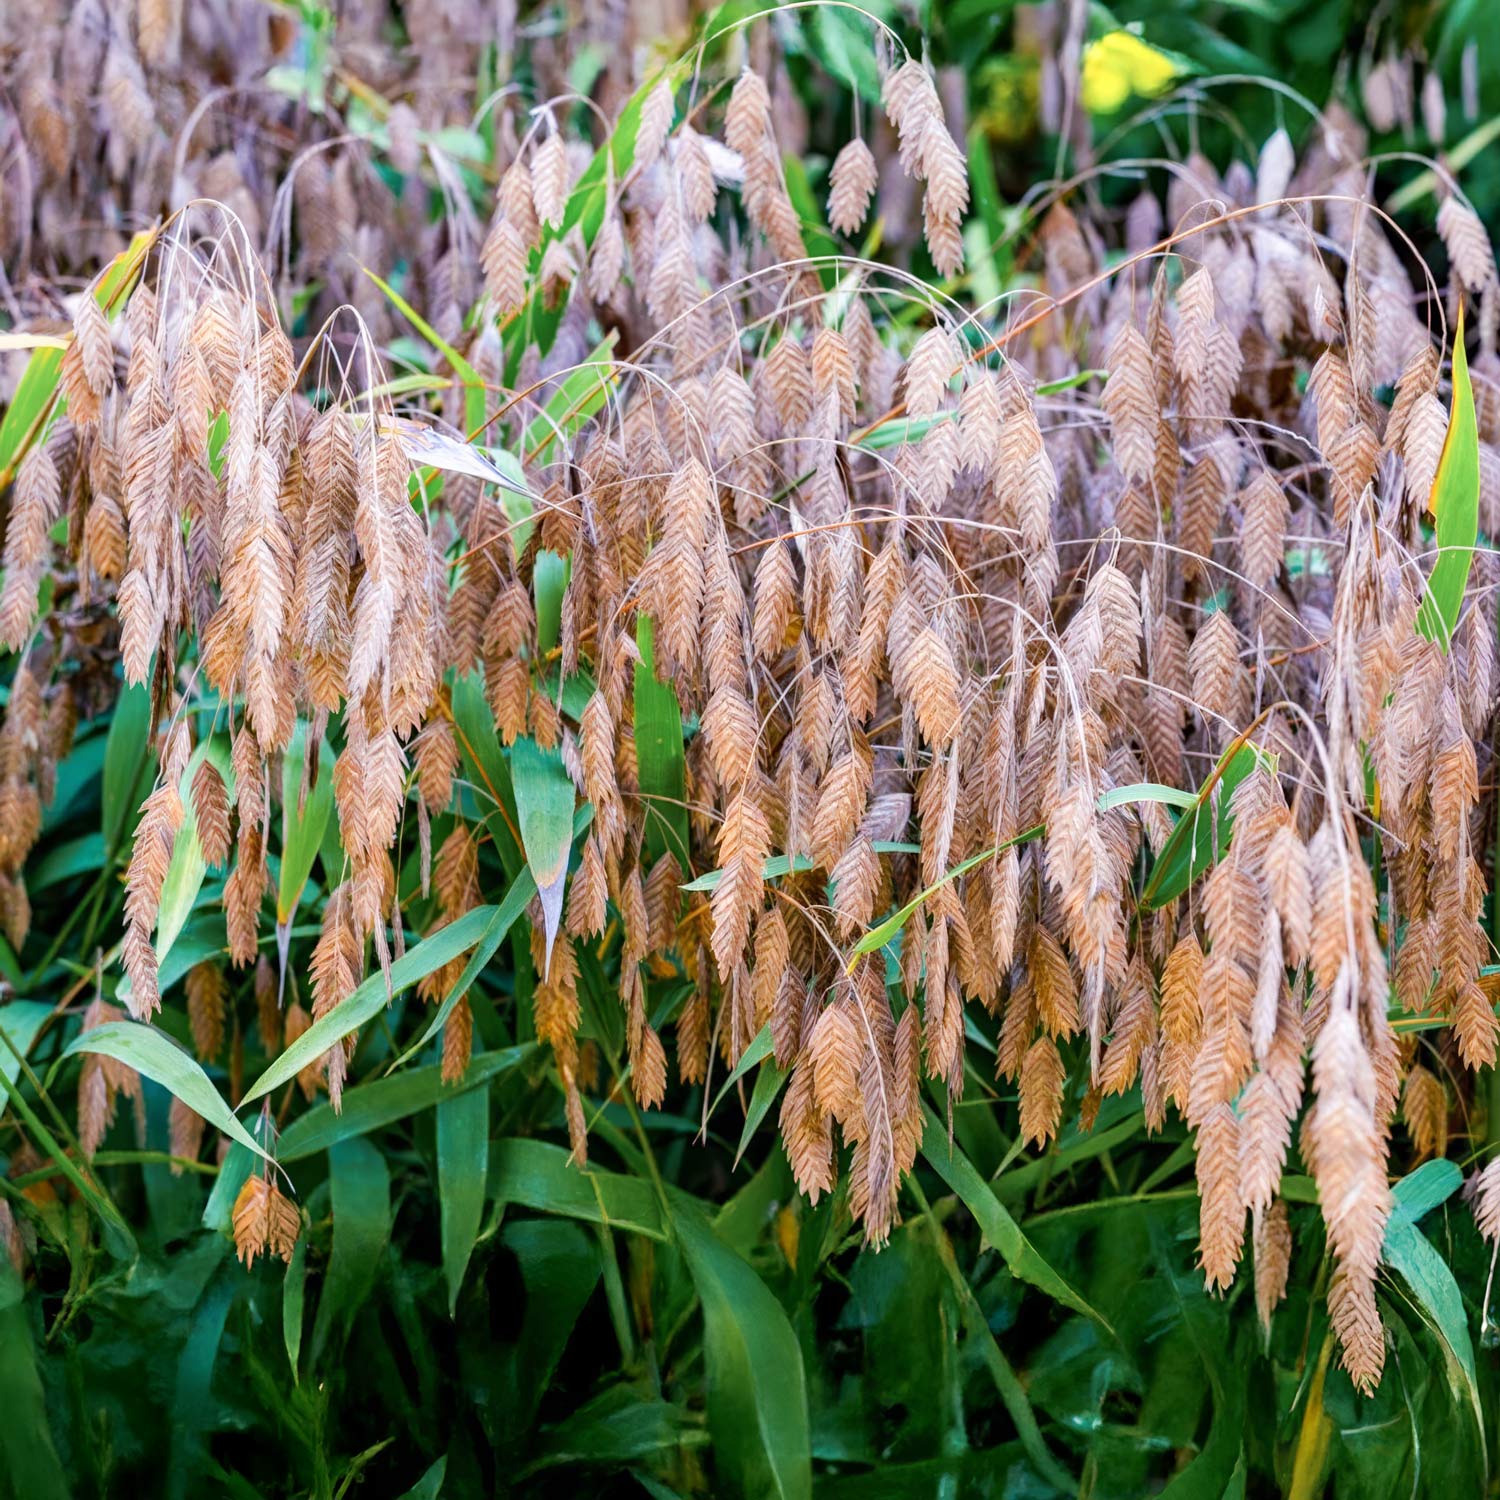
[0,228,152,484]
[102,681,154,851]
[682,841,920,893]
[520,335,618,465]
[202,1114,274,1235]
[438,1080,490,1315]
[734,1058,788,1167]
[671,1195,812,1500]
[1416,304,1480,651]
[706,1023,773,1122]
[154,736,231,969]
[277,720,334,924]
[168,1254,238,1500]
[361,265,486,434]
[0,1002,55,1114]
[919,1108,1111,1330]
[0,348,62,482]
[533,550,570,656]
[490,1137,667,1240]
[398,1457,448,1500]
[283,1237,308,1381]
[240,904,500,1104]
[1097,782,1198,812]
[62,1021,273,1167]
[0,1267,69,1500]
[278,1047,531,1161]
[510,735,578,968]
[849,826,1045,963]
[310,1137,392,1363]
[450,669,523,871]
[633,616,691,870]
[1139,739,1274,910]
[1382,1161,1484,1465]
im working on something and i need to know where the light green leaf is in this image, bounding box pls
[102,681,153,851]
[707,1023,773,1122]
[533,550,570,656]
[240,904,500,1104]
[278,720,334,924]
[850,826,1044,963]
[1387,1157,1463,1228]
[168,1255,237,1500]
[155,737,231,968]
[398,1457,447,1500]
[1140,738,1274,910]
[0,1266,69,1500]
[361,266,485,434]
[520,335,618,466]
[1097,781,1198,812]
[62,1021,273,1167]
[0,1002,54,1114]
[682,842,920,893]
[438,1079,490,1315]
[283,1237,308,1381]
[734,1058,788,1167]
[633,616,691,870]
[1416,303,1480,651]
[510,735,577,967]
[1382,1163,1483,1464]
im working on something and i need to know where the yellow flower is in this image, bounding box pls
[1081,29,1180,114]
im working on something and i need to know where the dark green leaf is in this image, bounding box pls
[671,1195,812,1500]
[490,1137,667,1240]
[919,1107,1111,1330]
[277,1046,531,1161]
[438,1079,489,1316]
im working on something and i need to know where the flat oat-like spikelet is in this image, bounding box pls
[186,961,226,1060]
[1196,1100,1245,1290]
[1101,323,1157,484]
[168,1095,205,1175]
[0,444,62,651]
[1437,193,1497,293]
[1309,988,1390,1389]
[1252,1198,1292,1332]
[442,998,473,1084]
[530,131,569,231]
[827,138,877,236]
[1018,1033,1066,1147]
[232,1174,300,1267]
[1401,1064,1447,1161]
[190,759,231,869]
[709,789,770,978]
[781,1059,835,1203]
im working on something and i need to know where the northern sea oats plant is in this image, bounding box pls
[2,1,1500,1493]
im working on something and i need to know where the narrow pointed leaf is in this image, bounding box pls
[438,1080,490,1315]
[509,735,577,973]
[670,1195,812,1500]
[277,720,334,924]
[240,904,499,1104]
[1140,739,1274,910]
[634,616,691,870]
[62,1021,273,1167]
[1416,303,1479,650]
[919,1107,1111,1330]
